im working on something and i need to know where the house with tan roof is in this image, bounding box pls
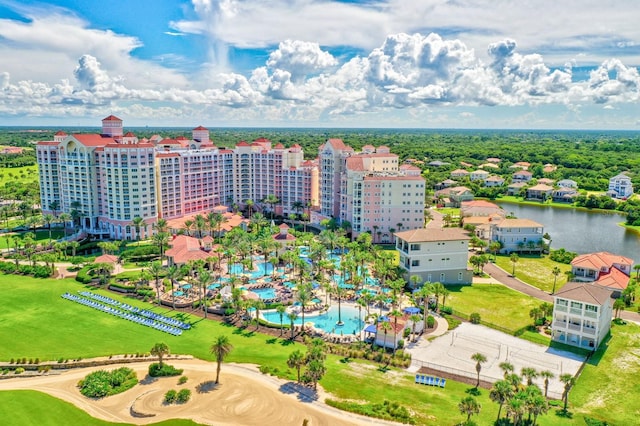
[570,252,633,297]
[469,170,490,181]
[512,170,533,183]
[434,186,474,207]
[484,175,505,187]
[507,181,528,196]
[552,281,612,350]
[460,200,505,218]
[450,169,470,179]
[526,183,554,201]
[552,187,579,203]
[510,161,531,170]
[489,218,545,254]
[395,227,472,285]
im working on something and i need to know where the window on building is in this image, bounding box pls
[411,259,420,267]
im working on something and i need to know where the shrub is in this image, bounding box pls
[33,265,53,278]
[397,339,404,349]
[427,315,435,328]
[178,376,188,385]
[78,367,138,398]
[15,367,25,374]
[325,399,415,425]
[469,312,481,324]
[176,389,191,403]
[164,389,177,404]
[148,363,183,377]
[403,328,410,338]
[75,266,93,284]
[440,306,453,315]
[0,261,17,274]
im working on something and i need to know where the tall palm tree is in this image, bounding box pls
[276,305,287,336]
[131,216,145,244]
[166,265,181,309]
[551,266,561,294]
[197,269,213,318]
[409,313,422,342]
[416,283,433,331]
[510,253,519,276]
[288,312,298,340]
[389,309,403,356]
[150,342,169,368]
[287,349,305,383]
[42,214,55,246]
[297,286,311,329]
[147,261,164,304]
[263,194,279,220]
[183,219,194,237]
[560,373,575,412]
[471,352,487,388]
[251,299,266,330]
[499,361,514,378]
[539,370,555,398]
[58,212,72,237]
[210,335,234,384]
[458,396,481,423]
[244,199,254,220]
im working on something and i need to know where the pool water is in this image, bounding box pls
[262,305,364,335]
[173,291,184,297]
[251,287,277,300]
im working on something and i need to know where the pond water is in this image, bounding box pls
[495,202,640,263]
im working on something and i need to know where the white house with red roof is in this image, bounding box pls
[570,252,633,297]
[552,281,613,350]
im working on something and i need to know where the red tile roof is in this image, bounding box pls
[571,252,633,271]
[595,267,630,291]
[37,141,59,146]
[236,141,250,147]
[102,115,122,121]
[73,134,115,147]
[165,235,220,265]
[55,131,67,136]
[94,254,118,264]
[193,126,208,130]
[326,138,347,149]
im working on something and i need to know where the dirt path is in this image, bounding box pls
[0,360,398,426]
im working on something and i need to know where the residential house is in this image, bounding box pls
[434,186,474,207]
[395,227,473,285]
[486,157,501,164]
[512,170,533,183]
[484,175,505,187]
[507,181,528,196]
[510,161,531,170]
[570,252,632,297]
[450,169,470,179]
[428,160,449,167]
[551,281,612,350]
[460,161,474,168]
[607,173,633,199]
[557,179,578,189]
[460,200,505,218]
[543,164,557,173]
[434,179,458,190]
[479,163,500,170]
[469,170,490,181]
[537,178,555,186]
[526,183,554,201]
[489,218,545,254]
[552,187,579,203]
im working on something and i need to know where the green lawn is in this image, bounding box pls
[0,165,38,185]
[570,322,640,424]
[0,229,66,249]
[0,274,633,425]
[446,283,541,331]
[493,254,571,293]
[0,390,201,426]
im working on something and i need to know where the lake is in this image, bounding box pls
[495,202,640,264]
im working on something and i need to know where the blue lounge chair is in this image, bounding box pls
[440,379,446,388]
[415,374,421,384]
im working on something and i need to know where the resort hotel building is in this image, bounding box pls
[37,116,318,240]
[37,116,426,241]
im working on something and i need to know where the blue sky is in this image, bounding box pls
[1,0,640,129]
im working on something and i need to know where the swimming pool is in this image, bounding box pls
[262,305,364,335]
[173,291,184,297]
[251,287,277,300]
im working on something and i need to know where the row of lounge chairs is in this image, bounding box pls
[79,291,191,330]
[415,374,446,388]
[62,293,183,336]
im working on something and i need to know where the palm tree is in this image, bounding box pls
[183,219,195,237]
[539,370,555,398]
[507,397,525,426]
[529,393,549,426]
[634,264,640,281]
[131,216,145,244]
[58,212,72,237]
[499,361,514,378]
[166,265,181,309]
[263,194,280,220]
[306,359,326,391]
[197,269,213,318]
[150,342,169,368]
[147,261,163,304]
[152,232,170,263]
[287,349,305,383]
[471,352,487,388]
[210,335,234,384]
[551,266,561,294]
[560,373,575,412]
[613,298,625,319]
[521,367,538,386]
[378,320,392,352]
[490,379,514,422]
[276,305,287,336]
[244,199,254,220]
[510,252,519,276]
[416,283,433,331]
[288,312,298,340]
[42,214,55,246]
[48,200,60,218]
[389,309,403,356]
[409,313,421,342]
[458,396,481,423]
[251,299,266,330]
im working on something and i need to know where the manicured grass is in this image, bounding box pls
[0,390,202,426]
[0,274,631,425]
[570,322,640,425]
[0,165,38,185]
[0,230,66,249]
[0,276,299,369]
[493,254,571,293]
[445,283,541,331]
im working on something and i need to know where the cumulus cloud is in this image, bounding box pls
[267,40,338,81]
